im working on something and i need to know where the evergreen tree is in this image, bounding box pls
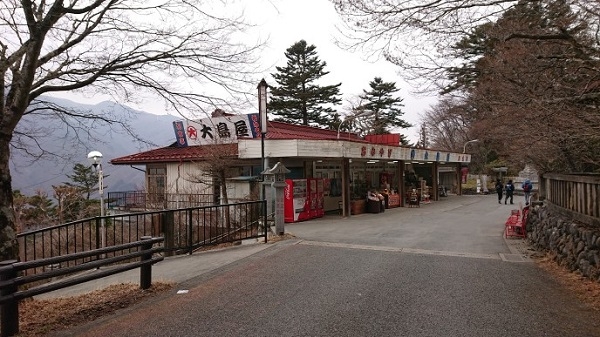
[358,77,412,143]
[66,163,99,200]
[12,190,57,231]
[269,40,342,127]
[442,22,497,95]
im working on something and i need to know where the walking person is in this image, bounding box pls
[504,179,515,205]
[495,179,504,204]
[522,179,533,204]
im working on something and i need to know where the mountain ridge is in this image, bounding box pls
[10,98,177,196]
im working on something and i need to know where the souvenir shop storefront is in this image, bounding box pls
[111,113,471,220]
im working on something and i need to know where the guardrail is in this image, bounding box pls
[540,173,600,226]
[17,200,267,276]
[0,236,164,337]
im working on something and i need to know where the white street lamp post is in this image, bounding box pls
[257,79,268,173]
[337,111,375,139]
[463,139,480,153]
[257,79,269,242]
[87,151,106,252]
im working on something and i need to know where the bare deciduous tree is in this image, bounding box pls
[463,1,600,172]
[331,0,521,90]
[332,0,600,173]
[331,0,599,90]
[337,95,371,136]
[420,97,472,152]
[0,1,263,260]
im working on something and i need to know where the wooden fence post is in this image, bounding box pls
[162,211,175,257]
[1,260,19,337]
[139,236,153,290]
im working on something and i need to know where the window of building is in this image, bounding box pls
[147,165,166,203]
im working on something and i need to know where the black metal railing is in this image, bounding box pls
[107,191,216,210]
[17,200,267,276]
[0,236,164,337]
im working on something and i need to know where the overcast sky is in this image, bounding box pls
[51,0,438,143]
[244,0,437,142]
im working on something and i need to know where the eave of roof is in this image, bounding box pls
[110,121,364,165]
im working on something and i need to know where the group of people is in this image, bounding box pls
[495,178,533,205]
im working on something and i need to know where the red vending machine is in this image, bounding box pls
[284,179,311,223]
[308,178,325,218]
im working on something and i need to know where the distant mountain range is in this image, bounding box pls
[10,97,176,196]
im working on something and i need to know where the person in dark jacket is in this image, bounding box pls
[504,179,515,205]
[521,179,533,204]
[495,179,503,204]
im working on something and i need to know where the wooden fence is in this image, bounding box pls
[0,237,164,337]
[540,173,600,227]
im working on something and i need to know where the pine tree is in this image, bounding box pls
[269,40,342,127]
[66,163,99,200]
[442,22,497,95]
[359,77,412,143]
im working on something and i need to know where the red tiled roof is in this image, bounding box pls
[111,120,365,165]
[264,121,363,141]
[110,143,238,165]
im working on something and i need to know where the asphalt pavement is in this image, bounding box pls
[38,193,530,300]
[43,193,600,337]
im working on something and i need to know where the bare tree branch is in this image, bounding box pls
[0,0,266,260]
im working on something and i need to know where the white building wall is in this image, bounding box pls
[224,180,255,202]
[265,140,300,157]
[164,162,254,203]
[165,162,211,194]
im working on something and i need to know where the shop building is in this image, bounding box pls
[110,111,471,218]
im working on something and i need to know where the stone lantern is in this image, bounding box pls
[260,166,274,221]
[267,162,290,235]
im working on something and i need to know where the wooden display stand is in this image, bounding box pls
[350,199,366,215]
[387,194,400,208]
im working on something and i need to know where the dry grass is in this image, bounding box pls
[268,232,297,243]
[534,254,600,311]
[16,283,173,337]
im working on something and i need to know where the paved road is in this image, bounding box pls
[54,195,600,337]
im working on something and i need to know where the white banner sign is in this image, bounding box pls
[179,113,260,146]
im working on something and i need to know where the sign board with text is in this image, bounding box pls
[176,113,260,146]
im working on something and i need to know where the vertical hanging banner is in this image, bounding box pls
[247,113,260,138]
[183,113,260,146]
[172,121,188,147]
